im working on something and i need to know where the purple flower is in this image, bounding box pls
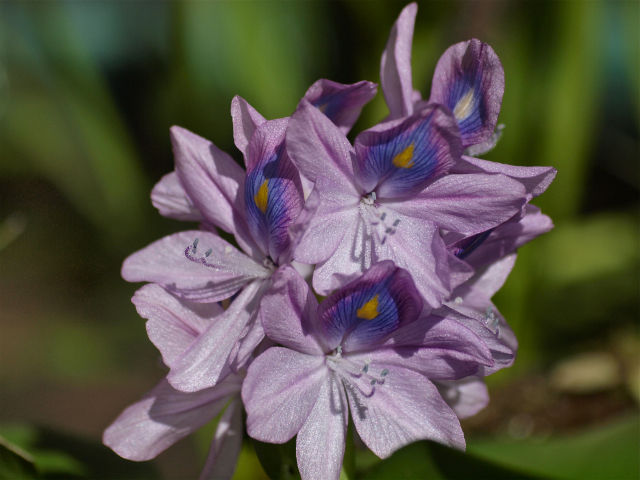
[429,38,505,150]
[381,3,557,177]
[381,3,503,149]
[442,205,554,369]
[123,121,295,392]
[122,84,377,392]
[242,261,493,480]
[432,207,553,418]
[103,285,245,480]
[287,99,527,308]
[431,256,519,420]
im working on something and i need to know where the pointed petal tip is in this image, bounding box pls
[402,2,418,16]
[169,124,192,142]
[103,418,155,462]
[120,254,139,283]
[231,95,267,158]
[381,1,419,119]
[169,125,210,157]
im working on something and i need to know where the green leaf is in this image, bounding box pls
[358,441,542,480]
[252,438,301,480]
[0,424,159,479]
[340,420,356,480]
[0,435,37,480]
[468,414,640,480]
[232,443,270,480]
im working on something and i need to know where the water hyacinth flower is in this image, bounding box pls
[121,82,377,393]
[435,207,554,417]
[104,2,559,477]
[432,255,518,420]
[242,261,494,480]
[287,99,527,308]
[103,284,245,479]
[123,119,295,393]
[444,203,555,365]
[381,3,557,177]
[381,2,502,150]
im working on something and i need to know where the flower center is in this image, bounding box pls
[326,349,390,399]
[361,191,378,206]
[262,256,276,271]
[358,201,402,248]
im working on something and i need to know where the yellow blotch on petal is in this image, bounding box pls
[254,180,269,214]
[453,89,475,120]
[356,295,379,320]
[392,143,415,169]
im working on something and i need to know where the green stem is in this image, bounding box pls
[340,420,356,480]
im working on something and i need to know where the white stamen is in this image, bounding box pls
[485,307,500,333]
[362,191,377,206]
[326,351,388,396]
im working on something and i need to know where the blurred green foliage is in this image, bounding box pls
[0,1,637,479]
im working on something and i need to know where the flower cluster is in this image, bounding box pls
[103,4,555,480]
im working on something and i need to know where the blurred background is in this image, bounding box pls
[0,1,638,479]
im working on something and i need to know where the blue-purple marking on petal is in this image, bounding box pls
[451,229,493,260]
[304,79,377,134]
[354,107,459,199]
[448,76,484,140]
[431,39,504,148]
[312,90,351,124]
[244,143,302,264]
[318,263,422,351]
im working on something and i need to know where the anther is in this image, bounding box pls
[184,240,223,270]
